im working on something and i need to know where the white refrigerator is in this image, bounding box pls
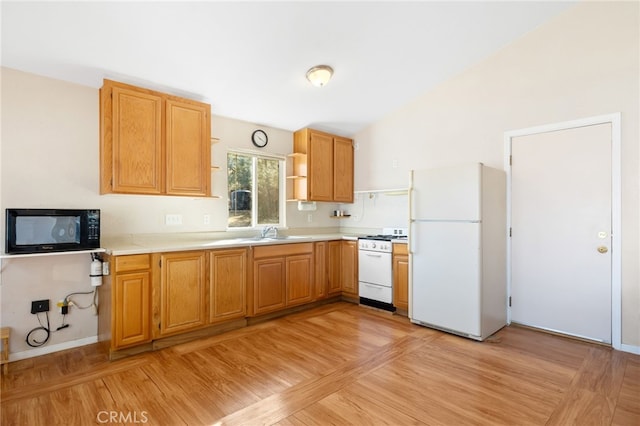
[409,163,507,341]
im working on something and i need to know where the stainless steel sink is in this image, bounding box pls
[252,235,307,241]
[264,235,306,240]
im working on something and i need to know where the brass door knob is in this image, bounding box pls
[597,246,609,254]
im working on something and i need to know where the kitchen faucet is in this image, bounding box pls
[260,226,278,238]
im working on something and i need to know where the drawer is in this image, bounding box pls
[114,254,151,272]
[359,282,392,303]
[393,243,408,255]
[253,243,313,259]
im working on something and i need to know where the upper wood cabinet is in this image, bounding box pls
[165,98,211,195]
[290,128,354,203]
[333,136,354,202]
[100,79,211,197]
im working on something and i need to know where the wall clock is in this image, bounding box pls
[251,129,268,148]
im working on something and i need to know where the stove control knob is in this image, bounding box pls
[371,242,376,249]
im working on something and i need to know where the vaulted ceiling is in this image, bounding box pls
[1,1,575,136]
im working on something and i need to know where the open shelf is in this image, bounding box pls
[0,248,106,259]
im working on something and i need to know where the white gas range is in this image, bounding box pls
[358,227,407,312]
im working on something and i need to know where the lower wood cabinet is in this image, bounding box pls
[313,242,328,300]
[393,243,409,312]
[340,240,358,297]
[209,248,247,323]
[114,271,151,348]
[251,243,313,316]
[314,240,354,299]
[287,254,314,306]
[252,257,286,315]
[155,251,207,337]
[100,240,360,355]
[99,253,152,351]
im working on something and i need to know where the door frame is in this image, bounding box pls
[504,113,621,350]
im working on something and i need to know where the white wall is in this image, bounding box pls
[352,2,640,346]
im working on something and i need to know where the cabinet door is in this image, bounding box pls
[110,86,163,194]
[333,136,354,203]
[314,242,327,300]
[393,254,409,311]
[159,251,207,336]
[210,249,247,323]
[286,254,313,306]
[165,99,211,196]
[253,257,286,315]
[308,131,334,201]
[327,241,342,295]
[341,241,358,296]
[114,271,151,348]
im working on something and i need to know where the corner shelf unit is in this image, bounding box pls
[210,137,222,199]
[286,152,308,201]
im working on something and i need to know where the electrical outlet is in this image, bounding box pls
[307,213,313,223]
[203,214,210,225]
[31,299,50,314]
[165,214,182,225]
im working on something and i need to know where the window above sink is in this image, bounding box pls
[227,150,285,230]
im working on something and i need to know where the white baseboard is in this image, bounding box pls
[10,336,98,362]
[620,342,640,355]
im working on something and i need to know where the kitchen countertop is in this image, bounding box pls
[103,232,363,256]
[391,239,408,244]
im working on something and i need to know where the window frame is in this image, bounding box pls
[227,148,286,230]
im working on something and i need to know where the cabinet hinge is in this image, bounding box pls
[509,155,512,166]
[508,296,512,307]
[159,259,162,268]
[509,228,512,237]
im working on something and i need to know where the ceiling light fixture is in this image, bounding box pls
[306,65,333,87]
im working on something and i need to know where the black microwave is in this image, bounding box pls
[5,209,101,254]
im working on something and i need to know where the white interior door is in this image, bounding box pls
[510,123,612,343]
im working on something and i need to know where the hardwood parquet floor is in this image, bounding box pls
[1,302,638,425]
